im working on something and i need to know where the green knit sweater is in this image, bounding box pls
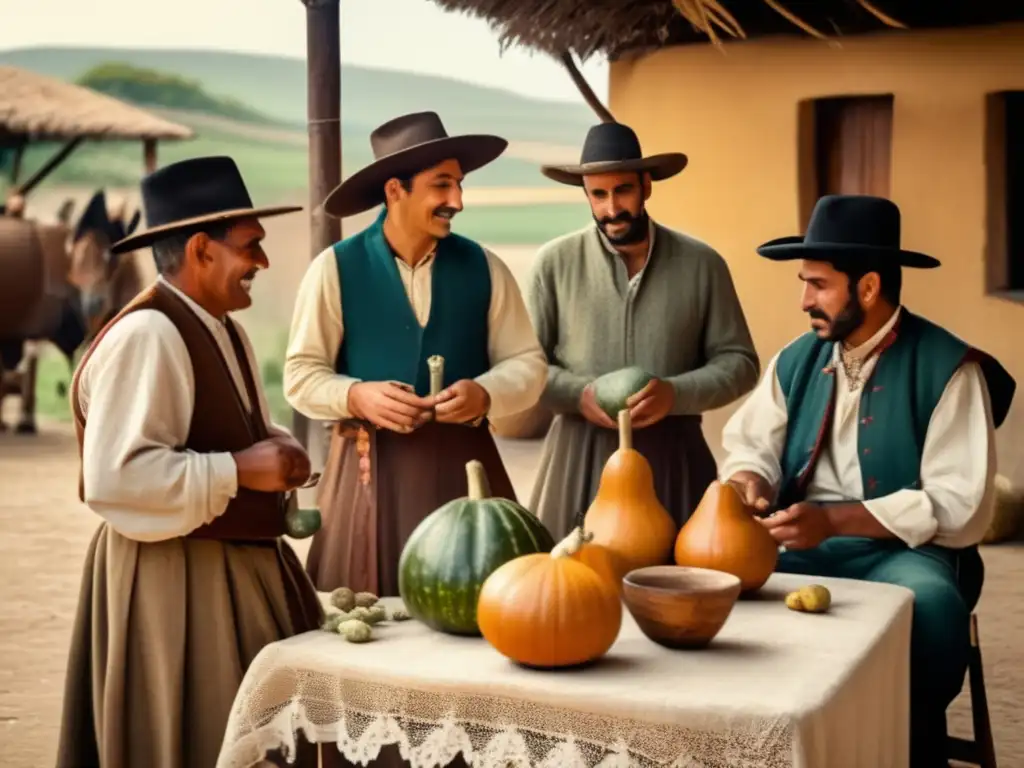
[525,221,760,415]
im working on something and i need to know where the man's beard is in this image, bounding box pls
[595,207,649,245]
[808,293,865,342]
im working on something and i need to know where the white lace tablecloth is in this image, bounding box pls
[216,573,912,768]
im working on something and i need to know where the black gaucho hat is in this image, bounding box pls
[756,194,940,269]
[111,155,301,255]
[541,122,688,187]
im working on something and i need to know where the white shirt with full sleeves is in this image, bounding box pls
[719,307,998,549]
[76,277,281,543]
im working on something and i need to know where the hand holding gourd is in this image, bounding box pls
[578,384,617,428]
[233,438,312,492]
[725,470,774,513]
[625,377,675,428]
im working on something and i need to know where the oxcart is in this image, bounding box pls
[0,65,193,433]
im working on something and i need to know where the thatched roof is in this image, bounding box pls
[428,1,1024,61]
[0,65,194,144]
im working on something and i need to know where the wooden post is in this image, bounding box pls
[143,139,158,172]
[297,0,341,467]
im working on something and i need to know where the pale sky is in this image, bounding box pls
[0,0,610,104]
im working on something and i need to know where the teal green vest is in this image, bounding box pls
[333,208,492,396]
[775,311,1015,508]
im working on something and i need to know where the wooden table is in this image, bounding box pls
[216,573,913,768]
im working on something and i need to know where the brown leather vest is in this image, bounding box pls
[71,280,286,540]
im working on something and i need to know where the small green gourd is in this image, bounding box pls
[337,619,373,643]
[321,612,346,632]
[285,507,322,539]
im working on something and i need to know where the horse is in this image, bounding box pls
[0,190,144,433]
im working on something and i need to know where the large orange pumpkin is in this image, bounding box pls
[564,526,623,593]
[582,410,677,575]
[673,480,779,593]
[476,528,623,668]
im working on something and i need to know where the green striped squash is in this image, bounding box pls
[398,460,555,636]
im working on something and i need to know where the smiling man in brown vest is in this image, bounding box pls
[55,156,324,768]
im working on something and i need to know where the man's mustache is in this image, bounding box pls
[599,211,634,226]
[807,307,831,322]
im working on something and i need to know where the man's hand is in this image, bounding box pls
[267,425,303,451]
[626,378,675,428]
[434,379,491,424]
[758,502,835,550]
[348,381,433,433]
[579,384,617,429]
[726,470,774,514]
[233,438,312,492]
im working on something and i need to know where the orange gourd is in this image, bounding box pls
[673,480,779,593]
[565,525,623,594]
[476,528,623,668]
[582,410,677,576]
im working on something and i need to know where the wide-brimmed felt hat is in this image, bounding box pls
[541,122,688,187]
[110,156,302,255]
[323,111,508,219]
[756,194,940,269]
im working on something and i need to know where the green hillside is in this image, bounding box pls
[0,46,595,145]
[76,62,283,126]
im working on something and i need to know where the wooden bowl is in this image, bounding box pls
[622,565,742,649]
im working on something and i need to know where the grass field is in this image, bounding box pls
[17,125,582,200]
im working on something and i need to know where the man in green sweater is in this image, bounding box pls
[526,121,760,539]
[720,194,1015,768]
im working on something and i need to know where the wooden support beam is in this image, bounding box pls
[560,51,615,123]
[296,0,342,462]
[143,139,158,173]
[13,137,84,198]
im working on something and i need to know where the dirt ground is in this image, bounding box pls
[1,419,1023,768]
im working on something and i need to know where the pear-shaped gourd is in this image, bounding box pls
[582,410,677,578]
[674,480,778,593]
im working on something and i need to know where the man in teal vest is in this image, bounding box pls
[719,195,1015,768]
[283,112,548,607]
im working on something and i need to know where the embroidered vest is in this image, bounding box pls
[774,310,1015,508]
[333,208,491,396]
[71,281,286,540]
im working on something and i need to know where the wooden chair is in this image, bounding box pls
[947,546,997,768]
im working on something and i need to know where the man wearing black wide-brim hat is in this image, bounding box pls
[525,121,760,539]
[719,194,1016,768]
[56,156,323,768]
[283,111,547,599]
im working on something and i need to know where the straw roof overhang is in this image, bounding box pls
[428,1,1024,61]
[0,65,194,145]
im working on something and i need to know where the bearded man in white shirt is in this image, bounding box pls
[719,195,1015,768]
